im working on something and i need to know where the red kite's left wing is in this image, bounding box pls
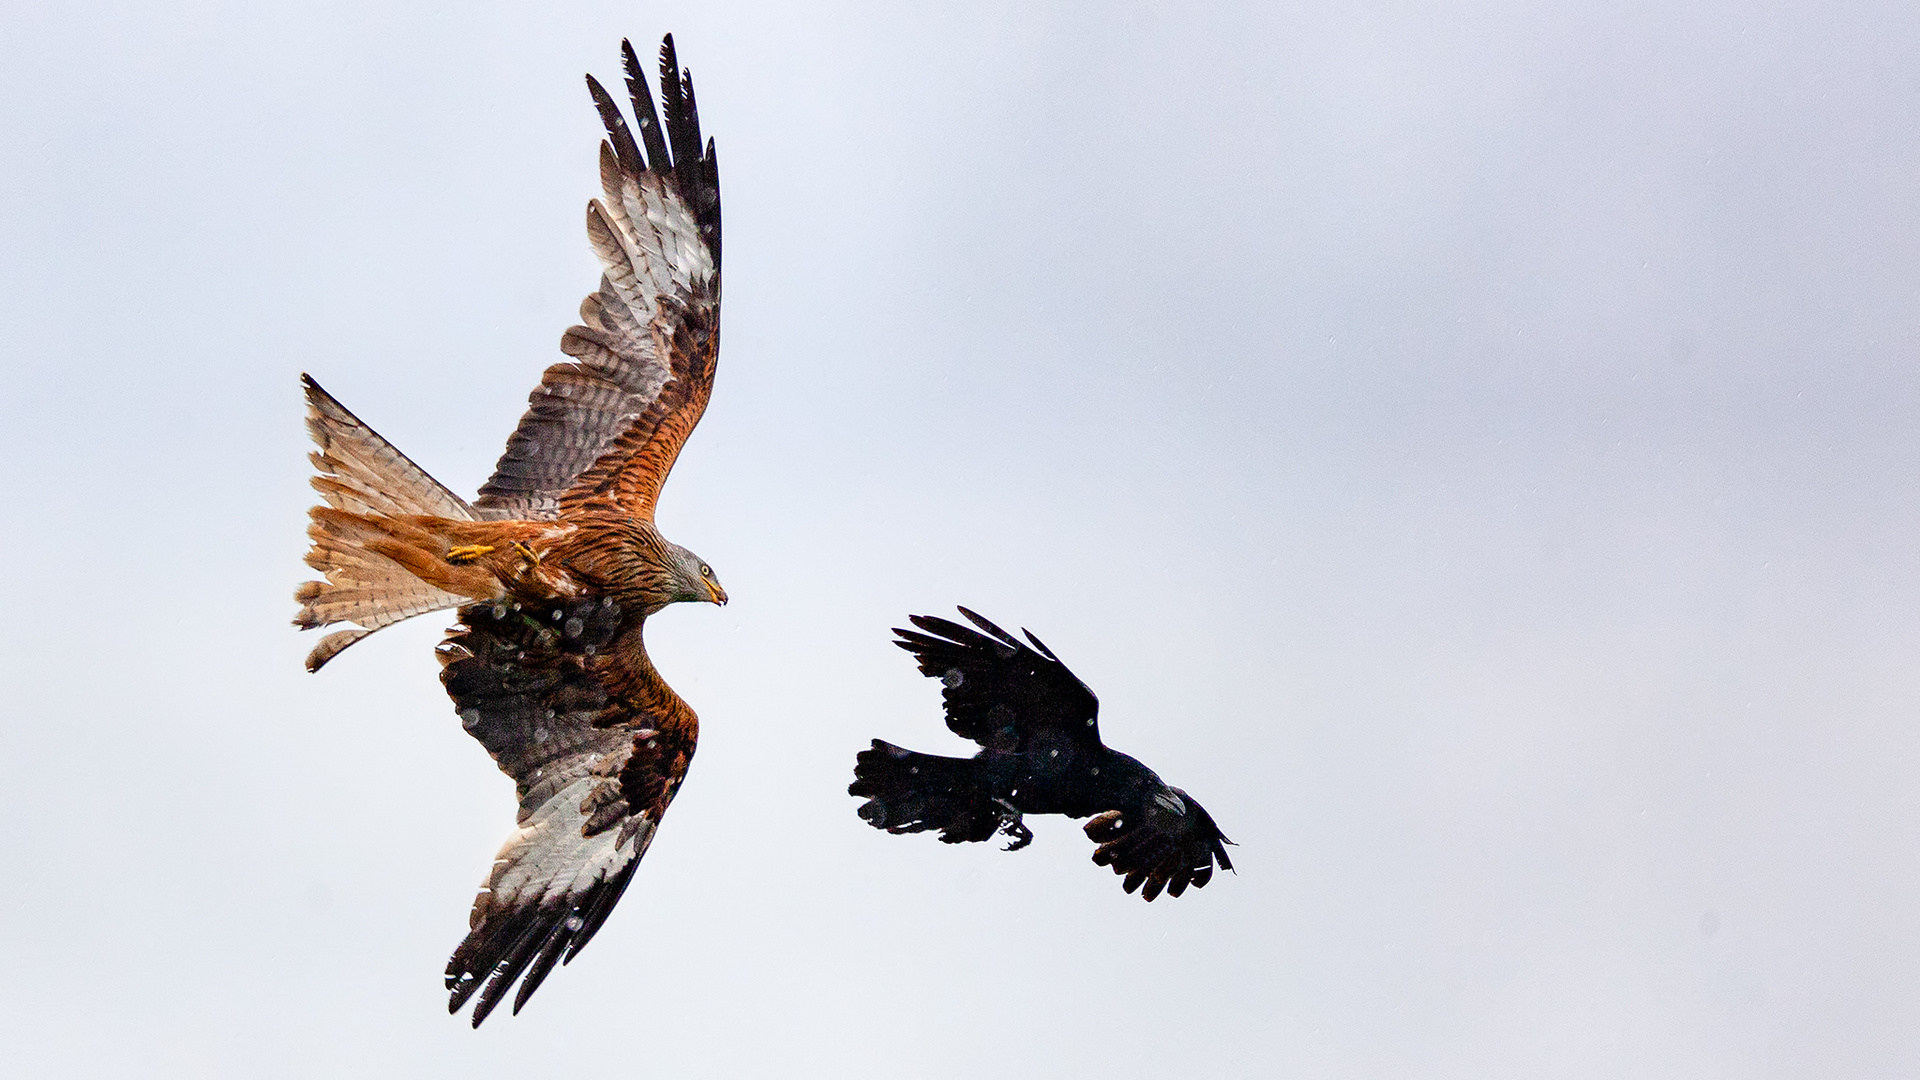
[475,35,721,523]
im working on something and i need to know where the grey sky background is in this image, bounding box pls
[3,1,1918,1075]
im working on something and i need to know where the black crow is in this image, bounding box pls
[850,608,1234,900]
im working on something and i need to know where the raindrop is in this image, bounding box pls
[1049,749,1059,758]
[563,616,586,638]
[460,709,482,730]
[534,727,549,743]
[909,766,919,775]
[565,915,584,932]
[942,669,964,688]
[551,609,564,622]
[1090,767,1099,776]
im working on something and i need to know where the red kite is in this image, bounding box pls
[295,35,722,1025]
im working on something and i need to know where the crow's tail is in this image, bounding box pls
[849,740,1006,845]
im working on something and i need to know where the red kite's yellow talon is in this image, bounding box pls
[447,544,496,563]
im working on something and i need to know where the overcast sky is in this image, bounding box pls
[4,1,1919,1076]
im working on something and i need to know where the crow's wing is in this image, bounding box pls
[1085,784,1234,901]
[892,607,1102,751]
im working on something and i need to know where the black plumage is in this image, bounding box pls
[849,608,1234,901]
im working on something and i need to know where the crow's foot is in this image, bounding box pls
[993,798,1033,851]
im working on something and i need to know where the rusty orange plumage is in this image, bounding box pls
[293,35,724,1026]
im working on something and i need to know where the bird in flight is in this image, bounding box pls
[850,609,1234,900]
[293,35,723,1025]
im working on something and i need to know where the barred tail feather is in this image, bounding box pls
[295,511,480,672]
[295,376,486,672]
[303,375,478,521]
